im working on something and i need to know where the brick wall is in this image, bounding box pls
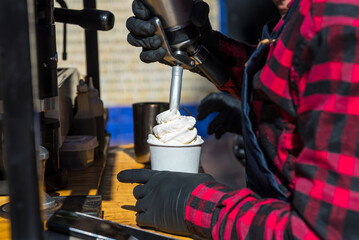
[55,0,220,107]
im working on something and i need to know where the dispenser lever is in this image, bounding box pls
[54,8,115,31]
[151,17,195,69]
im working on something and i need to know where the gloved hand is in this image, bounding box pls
[126,0,213,64]
[197,92,243,139]
[117,169,214,236]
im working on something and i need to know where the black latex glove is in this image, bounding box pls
[197,92,242,139]
[126,0,213,64]
[233,134,246,166]
[117,169,214,236]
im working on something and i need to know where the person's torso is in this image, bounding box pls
[251,0,318,196]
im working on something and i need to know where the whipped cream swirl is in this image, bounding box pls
[147,109,203,145]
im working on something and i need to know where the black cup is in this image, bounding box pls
[132,102,169,163]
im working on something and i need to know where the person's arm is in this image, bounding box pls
[209,31,254,98]
[185,11,359,240]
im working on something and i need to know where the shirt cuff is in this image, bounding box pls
[184,181,234,238]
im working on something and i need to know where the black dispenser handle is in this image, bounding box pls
[54,8,115,31]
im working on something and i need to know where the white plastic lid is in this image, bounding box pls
[60,135,99,152]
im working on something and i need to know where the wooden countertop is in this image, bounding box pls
[0,144,192,240]
[0,195,10,239]
[100,144,191,239]
[0,135,247,240]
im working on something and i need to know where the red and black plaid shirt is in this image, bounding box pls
[185,0,359,239]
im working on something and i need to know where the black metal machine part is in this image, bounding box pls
[54,8,115,31]
[0,0,44,239]
[83,0,102,97]
[0,0,114,239]
[56,0,68,60]
[36,0,69,193]
[36,0,59,100]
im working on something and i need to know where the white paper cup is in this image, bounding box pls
[149,143,203,173]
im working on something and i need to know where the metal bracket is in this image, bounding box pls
[151,17,195,69]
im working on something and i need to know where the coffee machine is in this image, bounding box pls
[0,0,114,237]
[35,0,114,192]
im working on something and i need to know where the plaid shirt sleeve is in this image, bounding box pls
[185,1,359,239]
[206,31,255,98]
